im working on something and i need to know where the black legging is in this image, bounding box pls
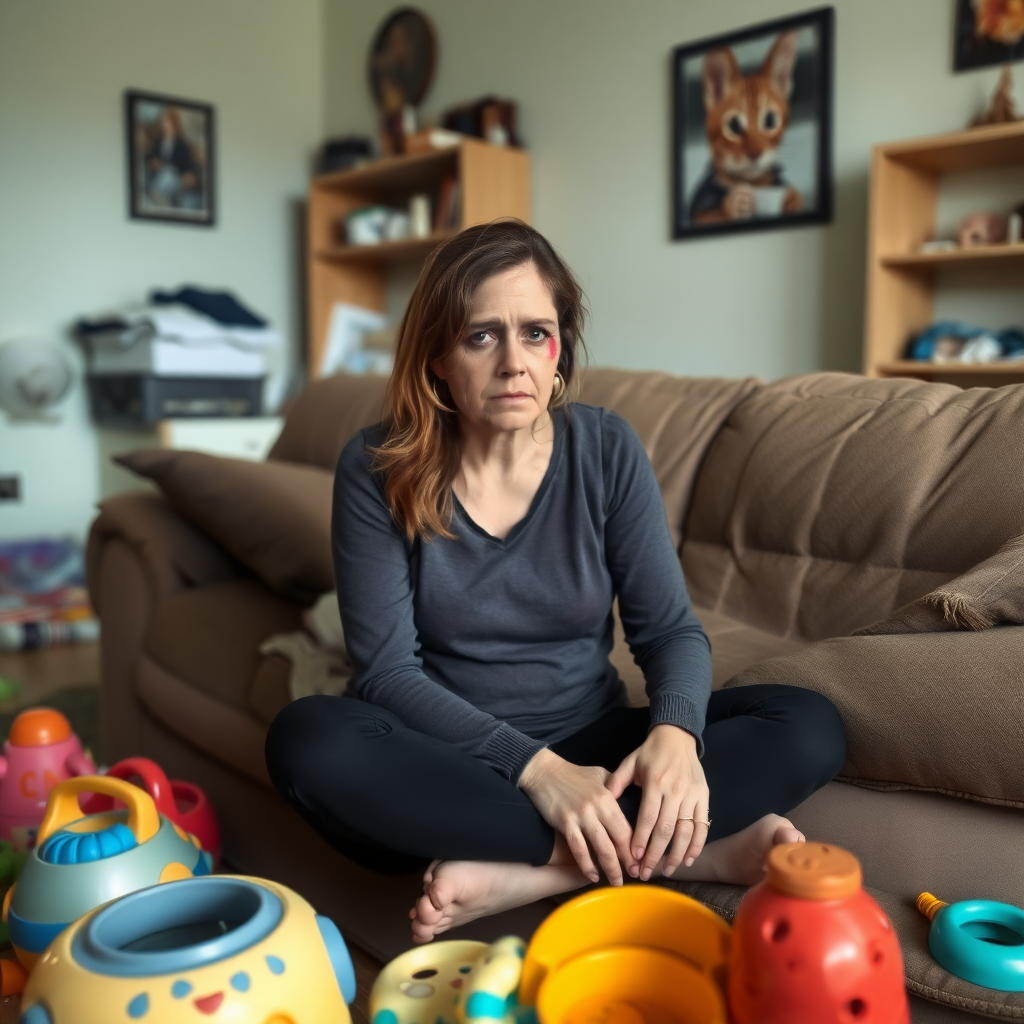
[265,684,846,875]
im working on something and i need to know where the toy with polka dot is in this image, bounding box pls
[18,874,356,1024]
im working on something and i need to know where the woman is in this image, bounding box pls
[266,220,846,944]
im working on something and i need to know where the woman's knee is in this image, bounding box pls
[265,695,390,794]
[783,686,848,784]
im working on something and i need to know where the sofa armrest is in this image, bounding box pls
[87,491,241,612]
[723,626,1024,809]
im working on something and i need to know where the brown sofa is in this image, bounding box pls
[87,369,1024,1023]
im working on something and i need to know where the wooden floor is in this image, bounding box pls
[0,643,386,1019]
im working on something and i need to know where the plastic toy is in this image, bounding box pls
[19,874,356,1023]
[79,756,222,865]
[0,707,94,852]
[519,885,731,1024]
[370,936,528,1024]
[728,842,909,1024]
[918,891,1024,991]
[3,774,212,973]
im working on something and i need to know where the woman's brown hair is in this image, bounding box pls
[371,219,587,541]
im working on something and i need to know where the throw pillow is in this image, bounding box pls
[856,533,1024,635]
[115,449,333,604]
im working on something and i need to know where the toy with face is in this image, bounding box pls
[370,937,527,1024]
[19,876,355,1024]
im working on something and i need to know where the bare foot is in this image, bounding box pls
[666,813,804,886]
[410,859,587,943]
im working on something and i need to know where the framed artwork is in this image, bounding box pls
[125,90,215,226]
[954,0,1024,71]
[672,7,834,241]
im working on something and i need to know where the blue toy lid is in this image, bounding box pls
[38,823,138,865]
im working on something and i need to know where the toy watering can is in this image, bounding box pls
[79,756,222,865]
[20,874,356,1024]
[918,891,1024,990]
[728,842,909,1024]
[0,708,94,852]
[3,774,211,974]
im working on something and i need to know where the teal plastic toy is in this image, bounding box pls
[3,775,211,973]
[918,892,1024,991]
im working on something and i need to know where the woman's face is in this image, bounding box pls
[431,262,561,434]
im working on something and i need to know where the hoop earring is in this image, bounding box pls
[552,373,564,399]
[431,378,457,413]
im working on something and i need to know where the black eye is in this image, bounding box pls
[763,110,778,130]
[458,966,472,974]
[412,969,437,979]
[727,114,744,136]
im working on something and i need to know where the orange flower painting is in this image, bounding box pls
[955,0,1024,69]
[974,0,1024,46]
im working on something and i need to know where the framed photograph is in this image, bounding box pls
[125,90,215,226]
[672,7,834,241]
[954,0,1024,71]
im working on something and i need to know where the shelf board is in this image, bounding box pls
[312,146,460,192]
[877,120,1024,173]
[880,244,1024,271]
[877,360,1024,377]
[314,233,455,264]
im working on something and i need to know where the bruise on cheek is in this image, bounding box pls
[548,336,557,360]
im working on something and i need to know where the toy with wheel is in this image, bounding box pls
[918,891,1024,991]
[3,774,211,973]
[19,874,356,1024]
[370,935,527,1024]
[79,757,222,866]
[518,885,732,1024]
[0,708,94,852]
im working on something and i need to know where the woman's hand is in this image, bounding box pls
[605,724,709,880]
[518,748,635,885]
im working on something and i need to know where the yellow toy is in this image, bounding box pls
[370,935,527,1024]
[519,886,731,1024]
[19,874,356,1024]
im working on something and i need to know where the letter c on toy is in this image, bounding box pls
[19,772,37,799]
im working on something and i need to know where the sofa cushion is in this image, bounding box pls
[724,626,1024,808]
[613,605,806,705]
[578,369,761,550]
[684,373,1024,640]
[116,449,333,604]
[144,577,302,712]
[857,532,1024,635]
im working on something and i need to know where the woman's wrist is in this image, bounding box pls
[518,746,558,793]
[649,723,698,747]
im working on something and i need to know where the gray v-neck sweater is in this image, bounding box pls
[332,404,712,782]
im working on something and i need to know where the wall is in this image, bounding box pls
[0,0,323,542]
[323,0,1006,380]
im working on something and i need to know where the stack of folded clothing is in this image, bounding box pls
[0,539,98,652]
[76,286,282,425]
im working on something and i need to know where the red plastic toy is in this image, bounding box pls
[0,708,94,852]
[79,757,221,865]
[728,842,910,1024]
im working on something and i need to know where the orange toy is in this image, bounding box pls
[728,842,909,1024]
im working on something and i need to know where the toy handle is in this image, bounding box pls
[80,758,175,818]
[38,775,159,846]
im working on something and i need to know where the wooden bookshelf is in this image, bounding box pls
[863,121,1024,386]
[307,138,530,376]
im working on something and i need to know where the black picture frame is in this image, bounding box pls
[953,0,1024,72]
[125,90,215,227]
[672,7,834,241]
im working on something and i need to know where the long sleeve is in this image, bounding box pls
[332,430,545,782]
[600,411,713,754]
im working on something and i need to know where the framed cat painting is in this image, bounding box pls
[673,7,834,240]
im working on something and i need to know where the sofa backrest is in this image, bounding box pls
[683,373,1024,641]
[577,369,761,550]
[268,373,389,469]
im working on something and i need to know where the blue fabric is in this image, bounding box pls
[149,286,266,327]
[333,404,712,783]
[907,320,1024,360]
